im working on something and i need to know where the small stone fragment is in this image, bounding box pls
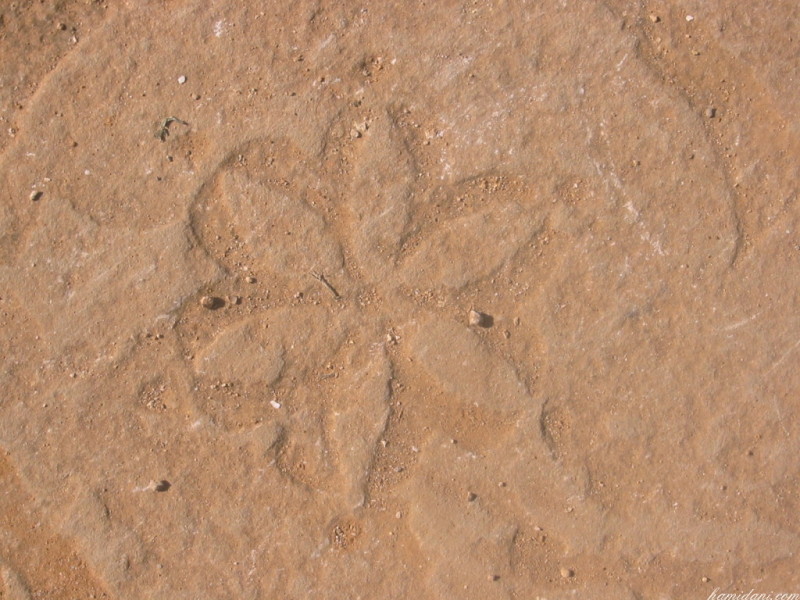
[178,75,187,84]
[350,121,368,138]
[228,295,241,305]
[702,577,710,583]
[649,14,660,23]
[467,491,478,502]
[468,310,484,326]
[560,567,574,579]
[705,107,716,118]
[245,276,256,283]
[29,190,43,201]
[686,15,694,21]
[200,295,220,309]
[142,479,171,492]
[270,399,281,409]
[488,574,500,582]
[57,22,67,30]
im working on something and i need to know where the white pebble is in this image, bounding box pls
[270,400,281,409]
[178,75,187,84]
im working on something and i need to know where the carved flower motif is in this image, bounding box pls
[186,130,583,595]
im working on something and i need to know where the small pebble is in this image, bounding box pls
[705,107,716,118]
[488,574,500,582]
[178,75,187,84]
[468,310,484,326]
[57,22,67,30]
[686,15,694,21]
[199,295,216,309]
[702,576,710,583]
[147,479,171,492]
[649,14,660,23]
[245,276,256,283]
[29,190,43,201]
[467,491,478,502]
[228,295,241,305]
[350,128,362,139]
[560,567,574,579]
[270,400,281,409]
